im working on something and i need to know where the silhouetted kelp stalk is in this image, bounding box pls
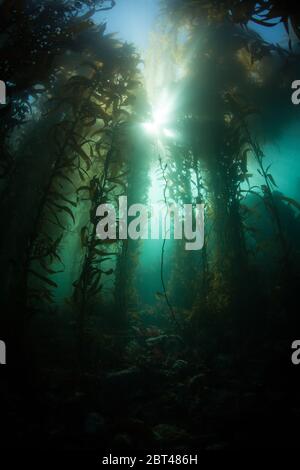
[69,82,140,371]
[158,0,300,337]
[24,35,141,315]
[114,116,152,329]
[72,130,119,368]
[163,142,210,324]
[158,156,184,334]
[233,102,292,267]
[20,55,139,373]
[0,1,119,361]
[26,70,101,307]
[72,124,138,371]
[178,86,250,315]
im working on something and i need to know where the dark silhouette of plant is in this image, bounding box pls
[162,0,300,40]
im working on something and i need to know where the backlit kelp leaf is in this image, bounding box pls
[44,217,64,231]
[261,185,269,194]
[89,144,95,162]
[89,127,112,139]
[77,185,91,193]
[51,233,63,254]
[251,18,280,28]
[52,253,64,270]
[106,185,117,195]
[265,164,272,173]
[267,173,278,188]
[54,171,76,189]
[57,155,79,171]
[39,259,63,276]
[45,204,66,230]
[70,142,92,170]
[241,148,251,172]
[99,238,117,244]
[88,272,102,296]
[88,285,103,298]
[47,200,76,224]
[107,177,127,192]
[78,169,87,182]
[97,107,111,122]
[93,247,109,256]
[279,196,300,211]
[91,240,116,256]
[48,191,77,207]
[81,226,89,248]
[29,270,58,288]
[28,287,54,304]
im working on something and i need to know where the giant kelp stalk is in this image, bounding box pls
[233,101,291,264]
[114,103,151,331]
[152,21,252,322]
[158,156,183,333]
[30,56,140,371]
[0,5,140,374]
[0,0,117,367]
[164,141,209,329]
[72,125,125,370]
[159,0,300,339]
[68,58,140,372]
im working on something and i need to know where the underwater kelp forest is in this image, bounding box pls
[1,0,300,454]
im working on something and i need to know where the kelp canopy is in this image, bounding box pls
[0,0,300,451]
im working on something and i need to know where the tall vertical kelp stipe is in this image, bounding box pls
[0,0,141,368]
[0,0,118,361]
[149,1,300,346]
[1,0,300,451]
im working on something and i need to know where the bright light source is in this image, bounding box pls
[163,128,176,138]
[142,90,176,139]
[142,122,159,135]
[153,105,169,126]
